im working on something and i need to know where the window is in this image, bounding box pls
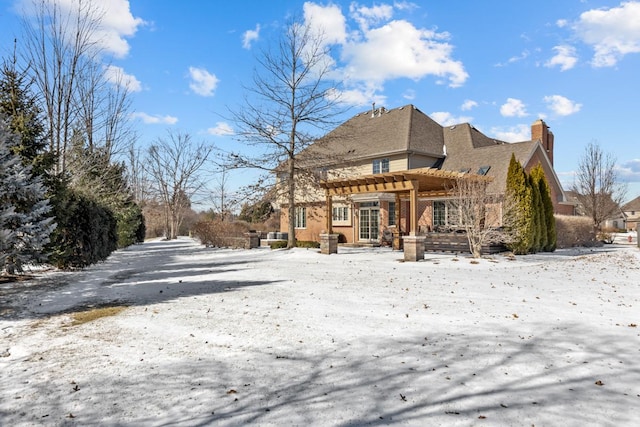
[388,201,396,226]
[433,200,459,228]
[373,158,390,174]
[294,206,306,228]
[332,206,349,221]
[433,201,446,227]
[477,165,491,175]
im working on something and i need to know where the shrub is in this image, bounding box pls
[296,240,320,248]
[555,215,597,248]
[597,227,616,244]
[269,240,288,249]
[269,240,320,249]
[192,219,251,248]
[48,190,118,269]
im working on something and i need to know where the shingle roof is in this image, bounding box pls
[301,104,444,164]
[441,123,538,193]
[303,104,548,194]
[622,196,640,212]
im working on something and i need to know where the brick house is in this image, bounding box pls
[279,104,574,245]
[621,196,640,231]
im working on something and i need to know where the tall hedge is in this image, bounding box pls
[48,187,117,269]
[531,164,556,251]
[504,154,533,254]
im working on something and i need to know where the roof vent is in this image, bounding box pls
[450,125,456,130]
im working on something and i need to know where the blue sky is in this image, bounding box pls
[1,0,640,207]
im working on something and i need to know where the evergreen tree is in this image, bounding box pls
[528,173,542,253]
[504,154,533,254]
[0,118,56,273]
[531,164,556,251]
[0,52,54,179]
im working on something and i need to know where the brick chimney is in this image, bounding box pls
[531,119,554,165]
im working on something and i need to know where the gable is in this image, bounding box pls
[300,104,445,166]
[622,196,640,212]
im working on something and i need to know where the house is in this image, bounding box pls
[622,196,640,231]
[565,190,625,230]
[279,104,574,248]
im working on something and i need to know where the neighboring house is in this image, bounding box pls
[622,196,640,231]
[565,190,625,230]
[279,104,574,244]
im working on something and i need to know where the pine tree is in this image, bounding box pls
[0,52,54,179]
[504,154,533,254]
[531,164,556,251]
[0,118,56,273]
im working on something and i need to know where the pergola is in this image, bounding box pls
[319,167,490,236]
[318,167,492,260]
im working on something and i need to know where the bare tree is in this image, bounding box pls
[209,166,238,221]
[126,140,149,204]
[448,176,503,258]
[145,130,213,239]
[20,0,133,173]
[228,19,343,248]
[20,0,106,174]
[572,141,627,230]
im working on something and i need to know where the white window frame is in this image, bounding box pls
[332,206,348,221]
[373,158,390,174]
[294,206,306,228]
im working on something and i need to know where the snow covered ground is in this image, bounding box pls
[1,237,639,426]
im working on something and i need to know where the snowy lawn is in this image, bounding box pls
[1,238,639,426]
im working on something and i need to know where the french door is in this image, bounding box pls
[359,205,380,241]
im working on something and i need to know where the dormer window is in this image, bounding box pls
[477,166,491,175]
[373,158,390,174]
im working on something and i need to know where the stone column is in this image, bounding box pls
[402,235,425,262]
[320,233,339,255]
[244,232,260,249]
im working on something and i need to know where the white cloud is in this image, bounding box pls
[242,24,260,49]
[461,99,478,111]
[556,19,568,28]
[207,122,234,136]
[545,45,578,71]
[402,89,416,100]
[95,0,146,58]
[495,50,529,67]
[500,98,528,117]
[544,95,582,116]
[25,0,145,58]
[573,1,640,67]
[304,2,347,44]
[490,124,530,143]
[104,65,142,92]
[617,159,640,182]
[188,67,219,97]
[430,111,472,127]
[332,87,386,107]
[341,19,468,88]
[300,2,468,105]
[349,3,394,31]
[131,112,178,125]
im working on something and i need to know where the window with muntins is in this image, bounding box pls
[388,201,396,226]
[332,206,349,222]
[294,206,306,228]
[433,201,446,226]
[373,158,390,174]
